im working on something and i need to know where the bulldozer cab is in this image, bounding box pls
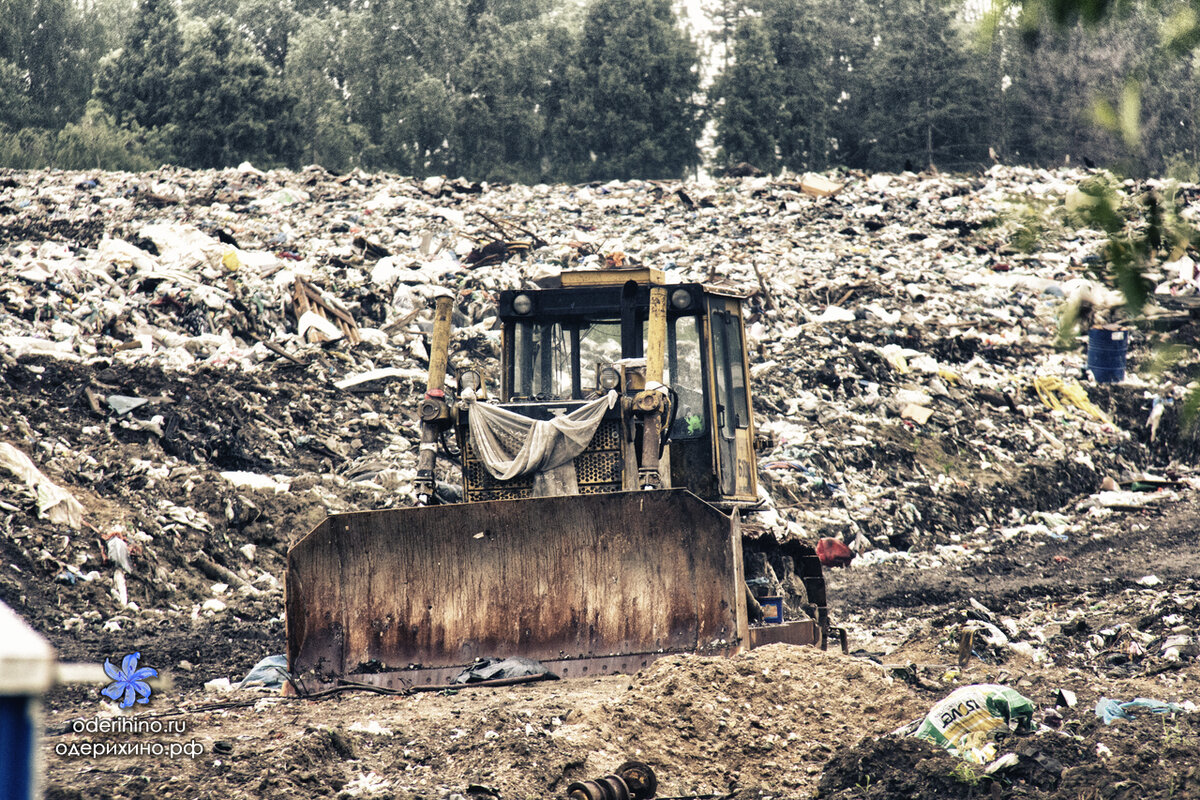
[473,271,757,505]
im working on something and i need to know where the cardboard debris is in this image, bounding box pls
[800,172,845,198]
[900,404,935,425]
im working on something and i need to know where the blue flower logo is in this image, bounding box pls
[101,652,157,708]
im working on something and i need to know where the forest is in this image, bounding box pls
[2,0,1199,179]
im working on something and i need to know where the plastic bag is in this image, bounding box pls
[452,656,555,684]
[896,684,1035,763]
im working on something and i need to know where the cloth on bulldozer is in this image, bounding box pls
[465,390,617,497]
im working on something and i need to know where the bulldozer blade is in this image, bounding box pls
[286,489,749,689]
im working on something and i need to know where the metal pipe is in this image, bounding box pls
[415,294,454,504]
[646,286,666,384]
[620,280,639,359]
[426,294,454,393]
[637,285,668,489]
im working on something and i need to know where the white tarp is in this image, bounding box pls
[0,442,84,529]
[466,391,617,497]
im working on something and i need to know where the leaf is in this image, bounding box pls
[1182,385,1200,430]
[1118,81,1141,149]
[1163,7,1200,54]
[1092,97,1119,134]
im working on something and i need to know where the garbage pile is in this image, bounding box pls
[1,163,1199,654]
[817,683,1200,800]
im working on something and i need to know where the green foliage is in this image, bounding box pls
[0,0,97,129]
[713,16,783,171]
[168,15,299,168]
[994,195,1062,253]
[0,101,166,170]
[6,0,1200,178]
[750,0,869,170]
[0,59,30,127]
[948,761,982,787]
[1065,173,1196,319]
[0,126,54,169]
[553,0,701,180]
[184,0,298,67]
[450,14,566,182]
[52,101,169,170]
[94,0,184,130]
[283,10,367,171]
[850,0,991,171]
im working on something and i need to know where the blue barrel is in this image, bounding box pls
[1088,328,1128,383]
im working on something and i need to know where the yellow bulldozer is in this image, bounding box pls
[286,267,837,690]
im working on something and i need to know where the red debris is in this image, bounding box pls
[817,537,855,567]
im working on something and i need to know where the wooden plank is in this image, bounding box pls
[293,277,361,344]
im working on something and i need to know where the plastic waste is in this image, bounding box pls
[106,395,149,416]
[237,654,290,689]
[452,656,556,684]
[816,537,854,567]
[896,684,1035,763]
[1095,697,1188,725]
[0,443,84,529]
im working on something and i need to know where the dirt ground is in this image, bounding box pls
[34,495,1200,800]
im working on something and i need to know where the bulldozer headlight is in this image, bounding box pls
[459,368,481,392]
[512,293,534,315]
[598,366,620,390]
[670,288,693,310]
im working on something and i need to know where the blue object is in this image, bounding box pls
[101,652,156,708]
[760,596,784,624]
[0,697,36,800]
[1095,697,1131,725]
[1096,696,1187,725]
[1087,328,1128,383]
[0,602,55,800]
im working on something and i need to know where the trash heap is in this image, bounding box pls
[1,163,1198,653]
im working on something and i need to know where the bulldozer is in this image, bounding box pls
[286,267,836,690]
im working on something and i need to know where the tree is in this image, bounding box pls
[183,0,298,68]
[848,0,990,171]
[340,0,468,174]
[284,10,367,171]
[553,0,702,181]
[0,0,96,129]
[451,13,570,182]
[712,16,784,171]
[94,0,184,130]
[737,0,870,171]
[168,15,299,167]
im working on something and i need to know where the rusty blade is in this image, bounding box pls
[286,489,747,682]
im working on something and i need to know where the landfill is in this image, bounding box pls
[2,164,1199,798]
